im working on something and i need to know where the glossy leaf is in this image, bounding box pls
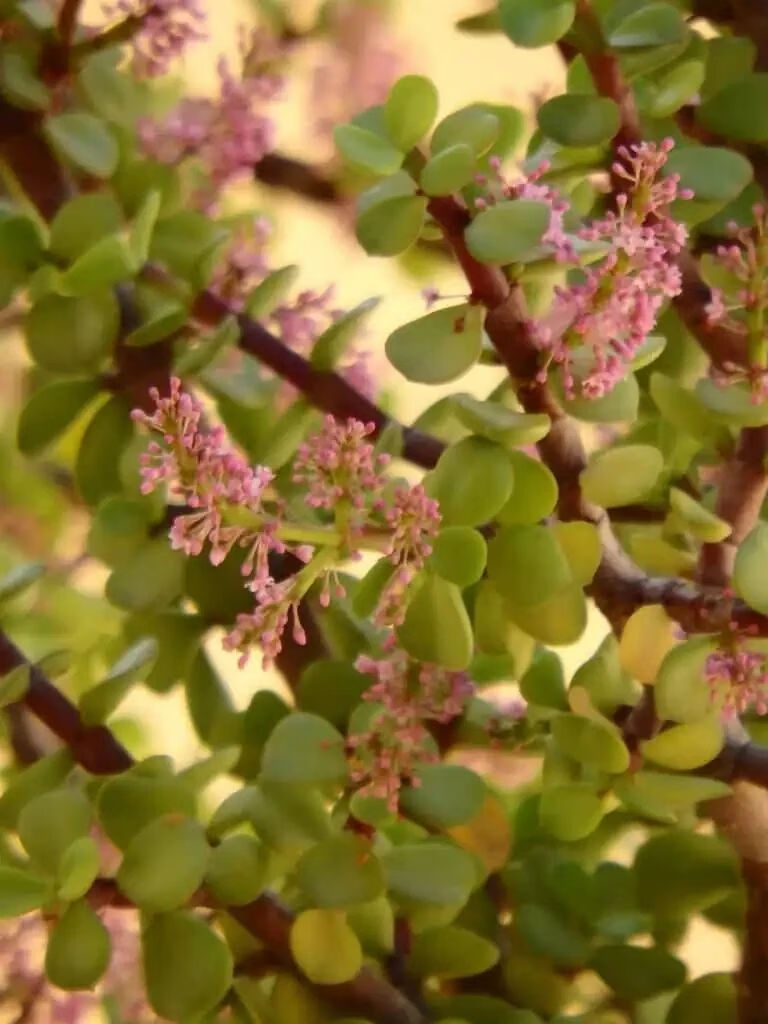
[45,901,110,991]
[429,526,487,586]
[17,377,100,456]
[488,524,572,607]
[538,784,604,841]
[386,304,483,385]
[384,841,477,907]
[290,909,363,984]
[385,75,439,150]
[642,716,723,770]
[44,112,118,177]
[334,123,403,175]
[143,911,233,1020]
[551,713,630,773]
[538,94,619,147]
[356,194,427,256]
[408,925,499,979]
[431,107,500,155]
[498,0,575,47]
[580,444,663,507]
[465,200,550,264]
[667,973,737,1024]
[18,788,92,873]
[117,815,209,912]
[296,834,384,908]
[401,764,485,829]
[57,836,101,902]
[25,291,119,373]
[106,539,185,611]
[0,866,51,917]
[398,573,474,670]
[497,452,558,524]
[734,522,768,614]
[635,829,740,915]
[420,143,476,196]
[591,944,685,1000]
[426,436,514,526]
[260,712,347,786]
[697,73,768,142]
[450,393,550,446]
[608,3,687,48]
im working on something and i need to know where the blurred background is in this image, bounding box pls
[0,0,736,992]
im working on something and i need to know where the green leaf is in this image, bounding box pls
[668,487,731,543]
[17,377,100,456]
[245,265,299,318]
[334,123,403,175]
[384,841,477,907]
[608,3,687,48]
[650,372,719,439]
[80,637,158,725]
[25,290,119,373]
[552,521,601,586]
[106,539,185,611]
[431,107,500,156]
[647,60,706,118]
[356,194,427,256]
[655,636,715,723]
[0,866,51,917]
[310,297,379,371]
[515,903,590,968]
[130,189,161,265]
[580,444,663,507]
[125,286,187,348]
[49,194,124,262]
[398,573,474,670]
[559,370,639,424]
[87,497,153,568]
[457,8,501,33]
[205,833,268,905]
[290,909,363,984]
[538,94,619,147]
[18,788,92,873]
[701,36,756,101]
[0,664,30,708]
[696,378,768,427]
[507,582,587,646]
[58,233,136,295]
[75,396,134,506]
[488,524,572,607]
[635,829,739,916]
[551,713,630,773]
[0,561,45,602]
[45,900,110,991]
[401,764,485,829]
[78,51,139,127]
[473,580,536,667]
[538,784,604,841]
[591,944,685,1000]
[615,772,731,823]
[497,452,558,524]
[667,973,737,1024]
[57,835,101,901]
[44,112,118,178]
[0,50,49,109]
[117,814,209,912]
[0,750,73,829]
[143,911,233,1020]
[408,925,499,979]
[425,436,515,526]
[520,649,568,709]
[664,146,753,222]
[450,393,550,446]
[260,712,347,786]
[96,770,195,850]
[296,834,384,908]
[385,75,439,151]
[735,522,768,614]
[386,303,483,384]
[429,527,487,587]
[697,73,768,142]
[150,211,227,285]
[641,716,723,770]
[420,143,476,196]
[498,0,575,47]
[465,200,551,264]
[296,659,368,729]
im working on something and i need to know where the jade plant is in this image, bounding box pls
[4,0,768,1021]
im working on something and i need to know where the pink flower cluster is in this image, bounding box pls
[348,643,474,810]
[103,0,206,78]
[705,632,768,717]
[133,384,441,668]
[479,140,690,398]
[704,205,768,400]
[139,31,283,208]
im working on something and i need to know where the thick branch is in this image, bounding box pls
[0,631,133,774]
[255,153,341,205]
[190,287,445,471]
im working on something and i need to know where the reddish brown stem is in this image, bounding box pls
[190,287,445,470]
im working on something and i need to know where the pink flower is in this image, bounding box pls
[531,139,692,398]
[706,633,768,717]
[102,0,206,77]
[347,645,474,809]
[208,216,272,311]
[139,31,283,208]
[293,416,390,537]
